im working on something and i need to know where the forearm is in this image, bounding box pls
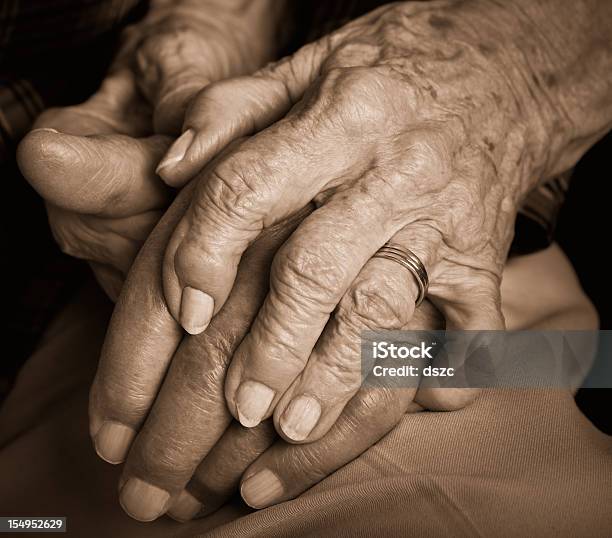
[463,0,612,180]
[502,0,612,176]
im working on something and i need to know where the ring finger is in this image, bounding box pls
[271,224,441,442]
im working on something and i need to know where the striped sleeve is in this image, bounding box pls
[0,77,44,162]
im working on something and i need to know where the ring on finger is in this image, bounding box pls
[372,243,429,306]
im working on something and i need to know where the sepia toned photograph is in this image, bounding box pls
[1,1,611,536]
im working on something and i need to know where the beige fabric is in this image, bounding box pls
[1,286,611,537]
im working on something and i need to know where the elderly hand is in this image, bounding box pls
[17,71,171,300]
[89,167,595,522]
[17,0,282,299]
[88,145,597,522]
[90,162,593,520]
[89,175,458,522]
[151,0,599,442]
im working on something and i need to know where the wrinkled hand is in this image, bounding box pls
[17,0,277,298]
[17,71,171,299]
[152,1,567,441]
[114,0,279,134]
[89,176,462,522]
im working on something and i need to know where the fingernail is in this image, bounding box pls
[279,395,321,442]
[93,421,136,464]
[167,489,202,522]
[156,128,194,176]
[179,286,214,335]
[31,127,59,134]
[241,469,284,509]
[235,381,275,428]
[119,478,170,522]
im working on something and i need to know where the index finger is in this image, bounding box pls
[157,40,336,333]
[162,83,368,336]
[89,184,192,463]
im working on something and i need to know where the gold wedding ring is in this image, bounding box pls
[372,243,429,306]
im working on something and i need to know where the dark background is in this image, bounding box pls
[557,132,612,433]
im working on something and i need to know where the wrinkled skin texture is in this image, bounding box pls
[17,71,171,300]
[17,0,610,525]
[157,1,578,443]
[91,180,461,522]
[91,180,597,522]
[17,0,279,299]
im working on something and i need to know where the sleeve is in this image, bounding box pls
[0,77,45,163]
[511,171,573,255]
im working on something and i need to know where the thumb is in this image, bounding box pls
[17,129,172,217]
[134,28,220,136]
[17,68,170,217]
[415,271,505,411]
[33,69,151,137]
[155,37,331,187]
[133,0,285,136]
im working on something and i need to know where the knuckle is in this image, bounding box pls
[402,133,451,185]
[323,41,379,70]
[321,66,376,97]
[49,213,93,260]
[190,81,226,109]
[314,63,419,133]
[264,35,328,93]
[315,67,381,124]
[184,77,249,128]
[197,325,236,361]
[185,84,218,121]
[339,387,404,437]
[172,236,211,283]
[444,183,481,231]
[336,277,410,331]
[442,270,502,326]
[137,26,194,71]
[137,28,202,98]
[95,375,153,427]
[193,161,264,230]
[139,31,177,58]
[254,320,307,372]
[313,351,362,390]
[182,327,236,382]
[282,446,328,483]
[460,270,501,302]
[133,429,194,479]
[271,242,350,310]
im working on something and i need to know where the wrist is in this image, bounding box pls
[390,0,561,192]
[476,0,612,178]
